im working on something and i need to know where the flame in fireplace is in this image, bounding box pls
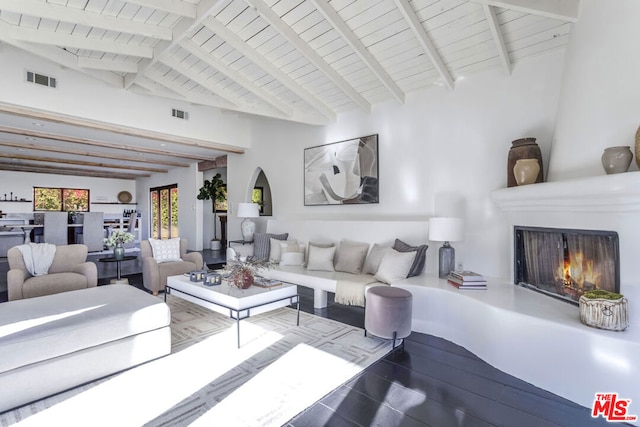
[557,251,600,292]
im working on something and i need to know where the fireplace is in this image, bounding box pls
[514,226,620,305]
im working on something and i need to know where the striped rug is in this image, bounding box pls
[1,294,392,426]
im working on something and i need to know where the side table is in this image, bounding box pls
[98,255,138,284]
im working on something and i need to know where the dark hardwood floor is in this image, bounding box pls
[0,251,624,426]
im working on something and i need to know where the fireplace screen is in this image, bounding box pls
[514,226,619,305]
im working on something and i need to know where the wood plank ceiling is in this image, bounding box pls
[0,0,579,179]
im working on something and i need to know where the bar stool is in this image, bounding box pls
[365,286,413,354]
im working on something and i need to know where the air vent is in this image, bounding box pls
[26,70,56,88]
[171,109,188,120]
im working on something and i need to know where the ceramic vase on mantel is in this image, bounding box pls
[113,240,125,261]
[601,146,632,174]
[507,138,544,187]
[513,158,540,186]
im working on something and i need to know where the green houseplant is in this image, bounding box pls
[197,173,226,250]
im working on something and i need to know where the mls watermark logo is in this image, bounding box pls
[592,393,637,422]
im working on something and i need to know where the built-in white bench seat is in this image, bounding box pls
[394,274,640,416]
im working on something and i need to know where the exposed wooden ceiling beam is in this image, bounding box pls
[77,57,138,74]
[203,16,336,121]
[9,26,154,58]
[198,156,227,171]
[0,140,190,168]
[0,162,149,179]
[124,0,231,89]
[309,0,405,104]
[470,0,579,22]
[0,102,244,154]
[246,0,371,112]
[482,4,512,75]
[0,152,169,173]
[0,22,123,88]
[178,39,294,117]
[394,0,455,90]
[0,0,173,40]
[124,0,197,19]
[0,125,212,161]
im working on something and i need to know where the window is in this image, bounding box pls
[150,184,178,239]
[34,187,89,212]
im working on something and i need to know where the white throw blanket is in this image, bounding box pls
[335,275,384,306]
[16,243,57,276]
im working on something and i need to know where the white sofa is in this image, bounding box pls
[0,285,171,413]
[227,219,430,308]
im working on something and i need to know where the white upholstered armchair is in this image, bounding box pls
[141,238,203,295]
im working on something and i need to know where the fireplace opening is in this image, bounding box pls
[514,226,620,305]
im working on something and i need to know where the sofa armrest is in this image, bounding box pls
[142,257,160,295]
[183,252,204,270]
[7,269,29,300]
[73,262,98,287]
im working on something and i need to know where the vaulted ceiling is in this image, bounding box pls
[0,0,579,178]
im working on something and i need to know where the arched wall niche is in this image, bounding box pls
[246,167,273,216]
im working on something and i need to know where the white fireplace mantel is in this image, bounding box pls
[490,171,640,213]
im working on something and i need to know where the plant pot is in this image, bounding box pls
[579,294,628,331]
[210,240,222,251]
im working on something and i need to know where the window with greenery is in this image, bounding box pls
[34,187,90,212]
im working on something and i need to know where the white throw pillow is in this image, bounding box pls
[363,243,388,274]
[374,248,415,284]
[306,245,336,271]
[149,238,182,263]
[270,238,285,262]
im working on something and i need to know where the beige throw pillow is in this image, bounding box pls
[362,243,388,274]
[306,245,336,271]
[334,240,370,274]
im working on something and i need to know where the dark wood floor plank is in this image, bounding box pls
[288,402,360,427]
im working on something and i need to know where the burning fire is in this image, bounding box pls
[557,250,600,291]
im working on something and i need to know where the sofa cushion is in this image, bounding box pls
[334,240,370,274]
[374,248,415,284]
[306,245,336,271]
[363,243,388,275]
[21,272,90,300]
[254,233,288,260]
[0,286,170,375]
[149,238,182,263]
[393,239,428,277]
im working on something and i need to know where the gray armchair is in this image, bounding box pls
[141,239,203,295]
[7,244,98,301]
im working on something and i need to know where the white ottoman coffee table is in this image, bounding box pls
[166,274,299,347]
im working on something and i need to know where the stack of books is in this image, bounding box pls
[447,270,487,290]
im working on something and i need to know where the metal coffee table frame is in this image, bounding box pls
[165,279,299,348]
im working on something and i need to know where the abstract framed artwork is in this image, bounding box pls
[304,134,379,206]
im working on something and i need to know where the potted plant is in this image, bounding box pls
[197,173,226,250]
[579,289,628,331]
[222,255,274,289]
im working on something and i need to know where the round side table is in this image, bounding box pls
[98,255,137,284]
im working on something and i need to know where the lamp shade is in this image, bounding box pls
[429,217,464,242]
[237,202,259,218]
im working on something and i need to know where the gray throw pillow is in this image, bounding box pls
[393,239,428,277]
[334,240,369,274]
[253,232,288,260]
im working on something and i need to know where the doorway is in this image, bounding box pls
[150,184,178,239]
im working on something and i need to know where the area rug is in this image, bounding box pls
[1,294,392,426]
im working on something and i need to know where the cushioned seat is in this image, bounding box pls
[365,286,413,352]
[141,238,204,295]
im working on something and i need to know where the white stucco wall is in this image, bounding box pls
[226,50,566,277]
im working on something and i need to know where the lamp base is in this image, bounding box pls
[241,218,256,242]
[438,242,455,278]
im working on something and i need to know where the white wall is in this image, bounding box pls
[548,0,640,181]
[0,44,251,148]
[227,51,566,277]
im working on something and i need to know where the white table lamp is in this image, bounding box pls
[237,203,260,242]
[429,217,464,278]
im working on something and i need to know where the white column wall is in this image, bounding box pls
[548,0,640,181]
[227,50,566,277]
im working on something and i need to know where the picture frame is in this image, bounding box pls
[304,134,379,206]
